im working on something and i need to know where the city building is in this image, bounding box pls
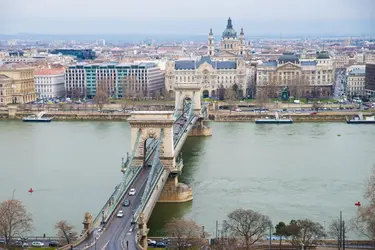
[208,17,247,60]
[34,68,65,99]
[0,75,13,105]
[50,49,96,60]
[364,50,375,63]
[65,62,164,99]
[365,63,375,96]
[0,64,36,104]
[346,68,366,97]
[256,51,335,98]
[165,56,247,98]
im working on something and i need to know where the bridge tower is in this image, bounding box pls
[174,83,202,116]
[128,111,175,169]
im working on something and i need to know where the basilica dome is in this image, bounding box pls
[222,17,237,39]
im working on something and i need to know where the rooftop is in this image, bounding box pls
[278,52,299,63]
[175,56,237,70]
[34,68,65,76]
[348,68,366,76]
[0,63,33,70]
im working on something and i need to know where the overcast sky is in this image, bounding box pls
[1,0,374,36]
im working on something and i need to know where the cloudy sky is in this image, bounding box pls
[1,0,374,36]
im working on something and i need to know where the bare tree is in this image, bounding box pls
[328,218,350,249]
[256,88,268,109]
[352,165,375,241]
[224,208,272,250]
[94,79,109,111]
[55,220,78,245]
[71,87,81,100]
[288,219,326,250]
[218,84,226,101]
[165,218,208,250]
[154,90,161,101]
[0,199,33,246]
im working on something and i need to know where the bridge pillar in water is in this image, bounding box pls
[188,118,212,137]
[174,83,202,116]
[128,111,175,168]
[158,174,193,203]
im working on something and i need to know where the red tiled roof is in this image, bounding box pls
[34,68,65,75]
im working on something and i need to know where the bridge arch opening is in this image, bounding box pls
[143,137,157,167]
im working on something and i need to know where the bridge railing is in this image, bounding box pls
[133,160,165,220]
[174,102,191,122]
[91,128,160,231]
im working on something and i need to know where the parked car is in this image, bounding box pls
[0,240,5,245]
[155,242,167,247]
[147,239,156,247]
[49,241,60,247]
[129,188,136,196]
[123,199,130,207]
[117,210,124,218]
[32,241,45,247]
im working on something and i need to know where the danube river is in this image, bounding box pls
[0,121,374,239]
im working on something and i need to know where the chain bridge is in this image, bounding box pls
[72,84,211,250]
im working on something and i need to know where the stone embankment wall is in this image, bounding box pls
[0,110,132,121]
[211,111,374,122]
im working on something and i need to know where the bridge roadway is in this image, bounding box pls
[75,106,197,250]
[75,152,156,250]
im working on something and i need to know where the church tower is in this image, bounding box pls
[208,28,215,56]
[239,28,245,56]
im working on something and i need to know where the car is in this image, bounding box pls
[117,210,124,218]
[32,241,45,247]
[49,241,60,247]
[14,241,22,246]
[147,239,156,247]
[129,188,136,196]
[0,240,5,245]
[123,199,130,207]
[23,242,29,247]
[155,242,167,247]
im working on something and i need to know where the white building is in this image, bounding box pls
[256,52,335,98]
[34,68,65,99]
[165,56,247,98]
[347,68,366,97]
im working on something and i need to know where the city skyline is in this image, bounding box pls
[1,0,375,36]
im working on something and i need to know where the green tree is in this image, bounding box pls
[275,221,291,250]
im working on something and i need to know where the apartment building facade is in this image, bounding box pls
[65,62,164,99]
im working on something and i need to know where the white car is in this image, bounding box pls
[117,210,124,218]
[32,241,44,247]
[129,188,136,196]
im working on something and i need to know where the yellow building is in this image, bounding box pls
[0,64,36,104]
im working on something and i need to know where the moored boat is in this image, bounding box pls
[23,111,53,123]
[346,113,375,124]
[255,112,293,124]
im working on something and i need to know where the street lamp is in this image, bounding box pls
[95,237,97,250]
